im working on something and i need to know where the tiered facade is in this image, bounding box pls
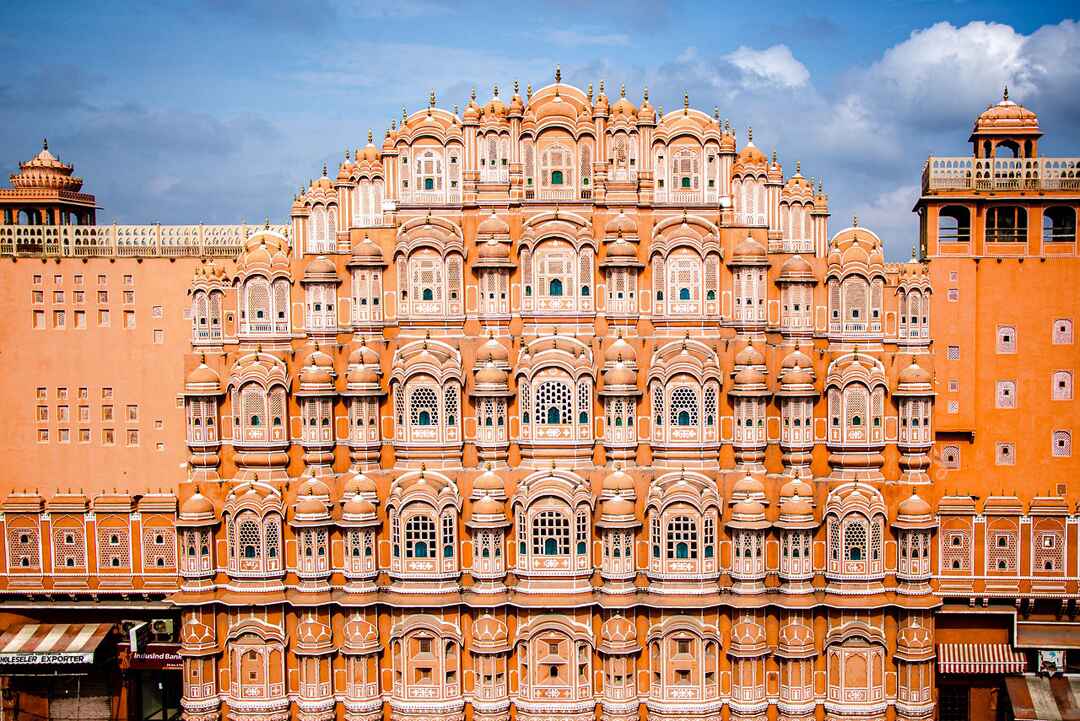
[169,76,937,721]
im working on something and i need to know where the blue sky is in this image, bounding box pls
[2,1,1078,258]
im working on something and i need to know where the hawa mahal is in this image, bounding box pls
[0,73,1077,721]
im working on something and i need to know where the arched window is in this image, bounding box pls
[533,510,570,556]
[938,206,971,243]
[1044,206,1076,243]
[551,170,564,185]
[536,380,572,425]
[986,206,1027,243]
[405,515,436,558]
[549,278,563,296]
[409,386,439,427]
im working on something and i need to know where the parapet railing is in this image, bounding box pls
[923,156,1080,192]
[0,223,289,258]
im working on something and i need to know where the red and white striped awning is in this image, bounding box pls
[0,623,112,665]
[938,643,1027,674]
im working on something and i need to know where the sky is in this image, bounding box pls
[2,1,1078,260]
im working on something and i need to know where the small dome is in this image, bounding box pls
[735,340,765,367]
[297,477,331,498]
[295,617,333,649]
[604,334,637,363]
[974,90,1039,134]
[350,235,384,264]
[605,237,638,258]
[602,495,635,517]
[778,253,814,280]
[348,341,380,367]
[737,140,767,165]
[342,494,376,518]
[780,478,813,500]
[732,498,766,520]
[473,467,504,494]
[295,496,328,517]
[898,492,932,518]
[181,492,214,516]
[604,210,638,238]
[477,335,509,364]
[733,367,767,386]
[781,346,813,370]
[478,238,511,260]
[344,471,377,496]
[899,361,932,385]
[732,473,765,499]
[475,361,508,386]
[732,235,768,262]
[347,364,379,385]
[472,495,505,516]
[604,360,636,386]
[304,255,337,278]
[343,617,379,652]
[610,88,637,118]
[477,212,510,236]
[602,468,635,493]
[185,363,220,390]
[780,494,814,519]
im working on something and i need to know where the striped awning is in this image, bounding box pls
[1006,675,1080,721]
[938,642,1027,674]
[0,623,112,665]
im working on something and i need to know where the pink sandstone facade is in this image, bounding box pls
[0,76,1076,721]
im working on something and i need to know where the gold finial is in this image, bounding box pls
[42,137,48,150]
[401,106,407,122]
[368,129,373,144]
[599,79,605,95]
[429,89,436,107]
[587,83,593,102]
[748,126,753,143]
[493,84,499,97]
[771,149,777,164]
[526,83,533,99]
[555,65,561,83]
[657,105,664,116]
[620,83,625,98]
[514,79,519,94]
[683,91,689,112]
[1003,84,1009,101]
[795,160,801,174]
[852,214,859,227]
[322,163,327,176]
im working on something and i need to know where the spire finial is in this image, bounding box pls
[771,149,777,164]
[795,160,801,174]
[555,65,561,83]
[493,83,499,97]
[391,119,397,131]
[1003,84,1009,101]
[724,119,731,133]
[429,89,436,108]
[818,178,824,193]
[911,244,917,261]
[714,106,720,120]
[452,104,459,116]
[322,162,327,177]
[683,91,689,112]
[599,79,605,95]
[368,129,373,144]
[514,79,519,95]
[526,83,533,99]
[643,87,649,101]
[587,83,593,102]
[471,87,476,101]
[42,137,48,150]
[748,126,753,144]
[852,214,859,227]
[401,106,407,123]
[344,147,350,160]
[619,83,625,98]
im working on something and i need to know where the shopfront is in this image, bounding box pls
[119,641,182,721]
[0,622,118,720]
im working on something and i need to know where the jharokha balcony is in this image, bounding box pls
[922,155,1080,193]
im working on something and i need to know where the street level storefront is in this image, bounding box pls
[0,622,118,720]
[118,641,182,721]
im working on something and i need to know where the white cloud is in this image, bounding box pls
[851,184,920,254]
[546,29,630,47]
[724,44,810,89]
